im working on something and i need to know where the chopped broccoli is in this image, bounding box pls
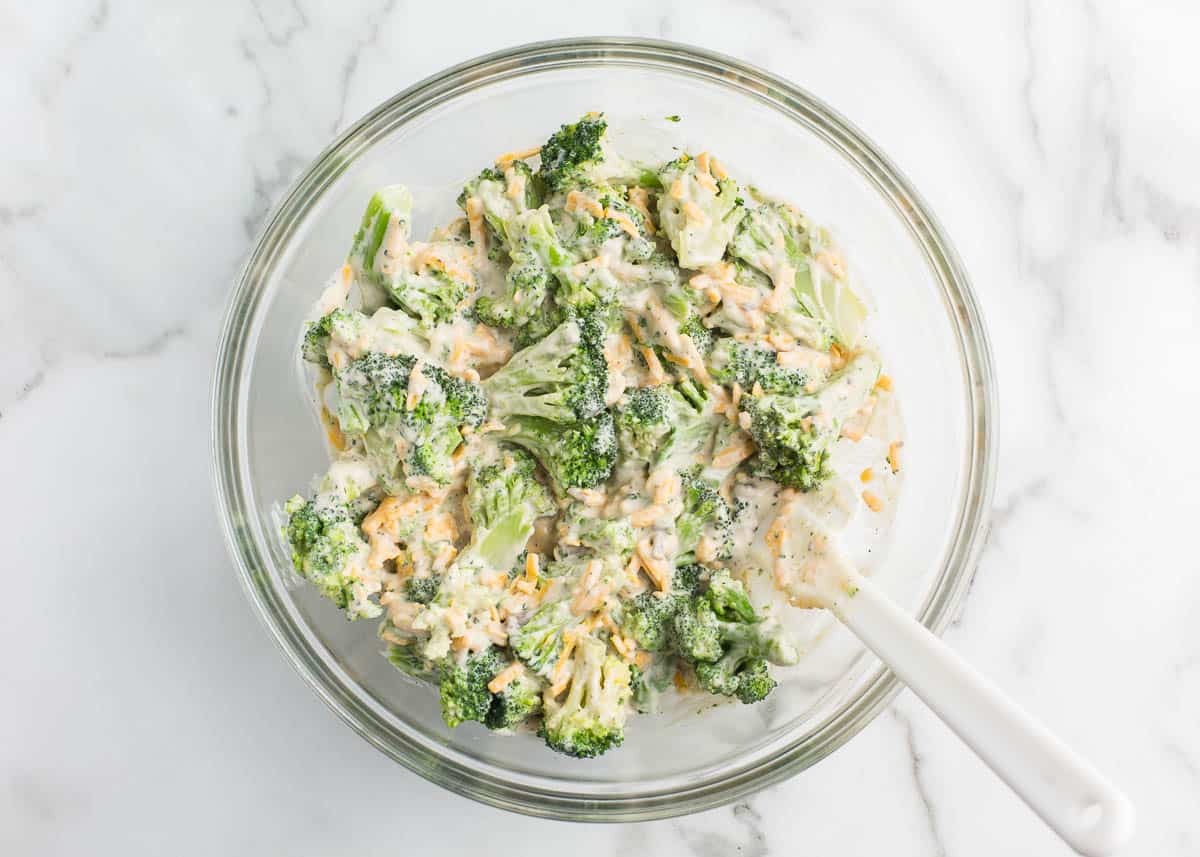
[463,446,556,573]
[692,620,799,704]
[629,655,676,714]
[461,164,562,330]
[670,594,724,662]
[347,185,475,324]
[680,314,715,357]
[476,244,554,330]
[510,599,576,677]
[485,669,543,731]
[562,503,637,559]
[704,568,757,623]
[404,574,441,605]
[652,380,722,471]
[538,115,607,192]
[656,155,744,268]
[301,308,363,367]
[728,203,866,348]
[383,263,471,329]
[614,386,672,465]
[671,578,799,705]
[333,352,486,486]
[695,655,775,704]
[708,338,809,396]
[556,186,655,264]
[620,563,706,650]
[483,314,607,421]
[513,291,566,349]
[348,185,413,286]
[283,494,376,619]
[740,351,880,491]
[622,591,679,652]
[540,635,631,758]
[439,647,503,728]
[672,563,705,594]
[483,315,617,492]
[675,466,732,562]
[385,643,441,681]
[503,413,618,495]
[659,284,715,359]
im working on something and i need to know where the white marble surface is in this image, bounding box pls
[3,1,1198,854]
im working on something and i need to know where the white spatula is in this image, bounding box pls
[772,501,1135,856]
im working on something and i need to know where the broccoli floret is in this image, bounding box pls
[506,413,618,494]
[622,591,679,652]
[439,647,504,728]
[673,563,704,594]
[404,574,441,604]
[656,155,744,268]
[671,595,724,662]
[385,643,441,681]
[659,283,716,358]
[740,395,829,491]
[620,563,706,650]
[464,447,556,573]
[538,115,608,192]
[301,308,364,367]
[614,386,672,464]
[561,502,637,558]
[284,494,376,619]
[510,159,545,209]
[728,203,866,348]
[457,166,507,220]
[348,185,413,286]
[540,635,631,758]
[384,267,471,329]
[652,380,722,471]
[475,242,554,330]
[629,656,676,714]
[740,351,880,491]
[483,315,617,492]
[557,186,655,261]
[513,292,566,349]
[485,669,543,731]
[704,568,757,623]
[692,621,799,704]
[554,265,622,315]
[510,599,575,677]
[460,165,562,331]
[484,315,607,422]
[671,580,800,704]
[708,338,809,396]
[695,654,776,704]
[348,186,473,323]
[334,353,486,486]
[680,314,714,357]
[675,466,732,562]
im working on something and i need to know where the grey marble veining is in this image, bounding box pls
[2,1,1197,854]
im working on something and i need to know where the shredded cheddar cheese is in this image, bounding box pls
[494,145,540,165]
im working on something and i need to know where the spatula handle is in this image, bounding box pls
[833,573,1135,856]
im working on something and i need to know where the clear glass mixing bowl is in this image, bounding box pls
[212,38,996,820]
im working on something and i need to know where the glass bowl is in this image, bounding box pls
[212,37,995,821]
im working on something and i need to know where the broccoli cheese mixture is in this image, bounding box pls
[282,114,901,759]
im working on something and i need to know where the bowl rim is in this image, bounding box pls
[211,36,997,821]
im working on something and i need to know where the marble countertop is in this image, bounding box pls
[4,1,1197,854]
